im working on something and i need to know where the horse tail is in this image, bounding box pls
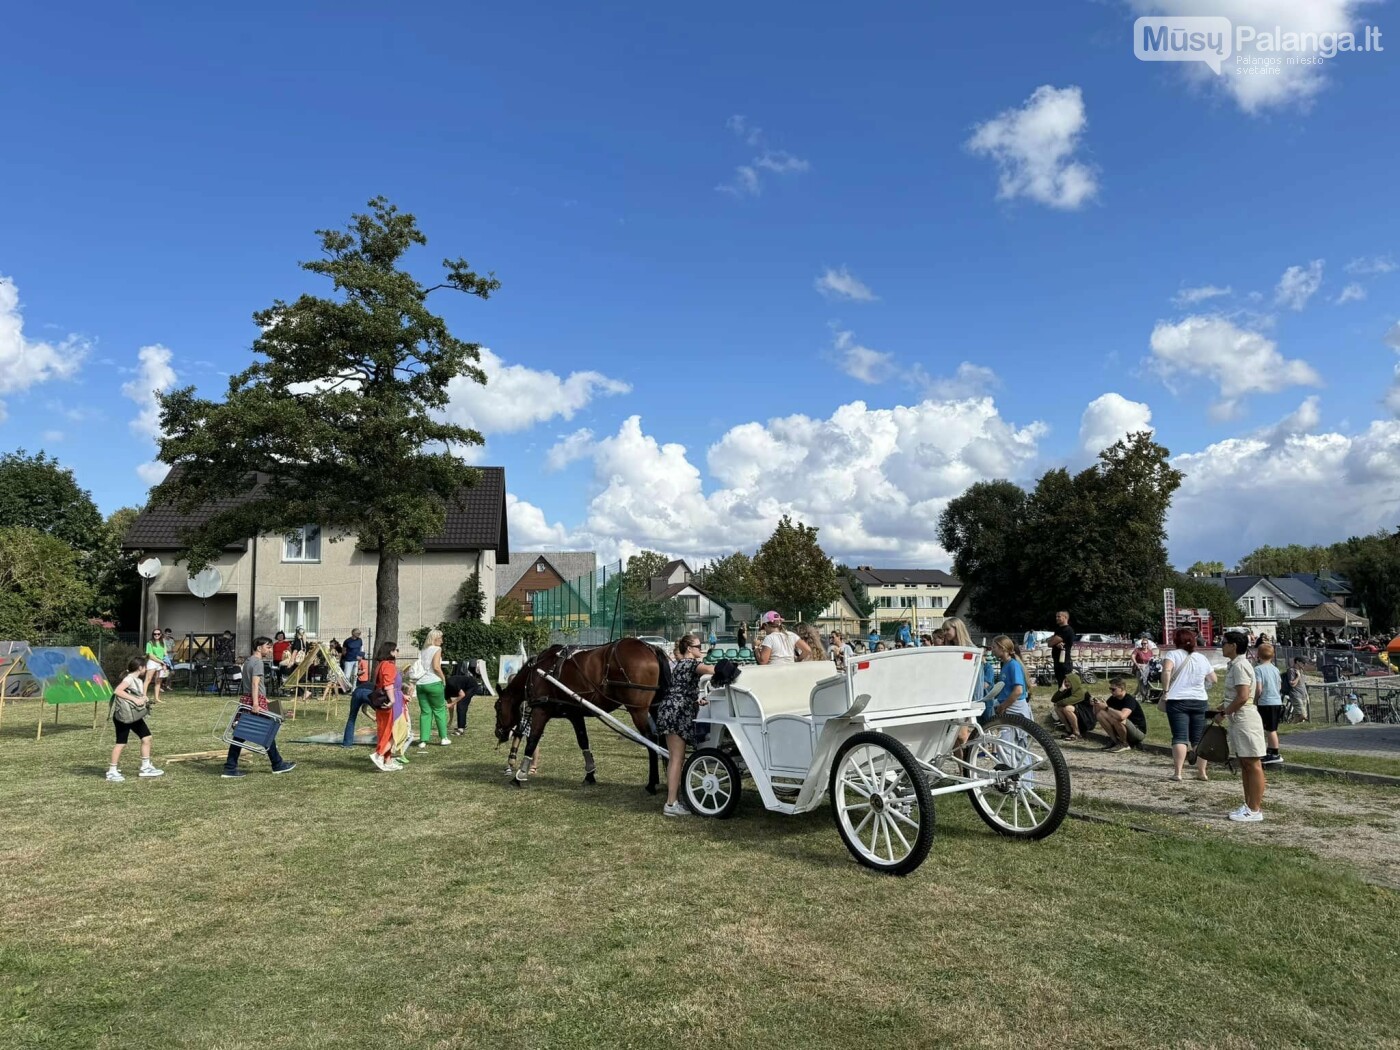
[654,642,672,698]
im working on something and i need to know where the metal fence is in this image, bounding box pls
[1316,674,1400,725]
[531,560,626,644]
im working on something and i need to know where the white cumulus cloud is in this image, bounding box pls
[915,362,1000,401]
[1336,283,1366,304]
[831,328,895,384]
[1275,259,1324,311]
[121,343,178,484]
[966,85,1099,211]
[717,116,809,197]
[443,348,630,436]
[1079,393,1153,458]
[1172,284,1232,307]
[531,399,1048,565]
[505,492,574,548]
[544,428,595,472]
[1125,0,1371,114]
[0,276,87,420]
[814,267,878,302]
[1346,255,1396,276]
[1148,315,1322,411]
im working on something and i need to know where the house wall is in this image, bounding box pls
[144,532,493,658]
[501,558,567,618]
[865,583,959,630]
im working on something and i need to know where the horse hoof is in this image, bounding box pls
[584,772,596,785]
[645,784,659,796]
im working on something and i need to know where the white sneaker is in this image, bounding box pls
[1228,805,1264,823]
[418,742,428,751]
[105,768,125,782]
[370,752,386,770]
[385,760,404,771]
[439,737,451,746]
[138,765,165,778]
[663,801,691,817]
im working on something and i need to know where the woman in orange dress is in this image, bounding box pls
[371,641,402,772]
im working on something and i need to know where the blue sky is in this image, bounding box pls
[2,0,1398,568]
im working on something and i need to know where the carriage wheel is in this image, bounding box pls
[829,731,934,876]
[681,748,742,819]
[967,714,1070,840]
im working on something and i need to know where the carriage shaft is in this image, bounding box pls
[535,671,669,758]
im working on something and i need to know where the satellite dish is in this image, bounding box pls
[136,557,162,579]
[187,567,223,599]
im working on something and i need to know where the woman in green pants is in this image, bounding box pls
[415,629,450,749]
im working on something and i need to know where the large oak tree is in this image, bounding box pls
[154,198,499,648]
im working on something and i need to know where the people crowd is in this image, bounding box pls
[108,606,1306,826]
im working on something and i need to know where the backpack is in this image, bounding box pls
[1194,723,1230,764]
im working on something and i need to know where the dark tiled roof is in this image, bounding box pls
[1222,575,1262,601]
[495,551,598,597]
[123,466,509,558]
[852,567,960,587]
[1268,576,1326,609]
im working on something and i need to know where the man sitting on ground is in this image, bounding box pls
[1094,677,1147,752]
[1047,634,1089,740]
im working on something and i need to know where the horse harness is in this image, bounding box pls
[523,641,664,720]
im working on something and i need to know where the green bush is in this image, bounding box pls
[412,618,550,684]
[99,640,143,684]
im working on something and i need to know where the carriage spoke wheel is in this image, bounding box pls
[829,732,934,876]
[967,714,1071,840]
[681,747,742,819]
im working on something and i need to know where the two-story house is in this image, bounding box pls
[851,567,961,634]
[647,560,728,637]
[121,467,509,656]
[1221,574,1327,638]
[496,551,598,619]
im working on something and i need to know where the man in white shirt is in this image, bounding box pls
[757,611,811,665]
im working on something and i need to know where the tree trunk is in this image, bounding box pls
[375,546,401,657]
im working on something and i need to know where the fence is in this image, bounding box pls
[1316,674,1400,725]
[531,560,627,645]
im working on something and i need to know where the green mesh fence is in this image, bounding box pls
[530,560,626,643]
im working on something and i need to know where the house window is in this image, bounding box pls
[932,596,945,610]
[1262,598,1273,616]
[1248,598,1256,616]
[283,526,322,563]
[535,563,545,573]
[877,596,894,609]
[683,596,699,613]
[281,598,319,637]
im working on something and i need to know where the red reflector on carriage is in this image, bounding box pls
[856,661,870,670]
[963,652,975,660]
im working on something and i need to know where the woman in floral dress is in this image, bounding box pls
[657,634,716,818]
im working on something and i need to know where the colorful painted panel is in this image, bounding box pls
[0,645,111,704]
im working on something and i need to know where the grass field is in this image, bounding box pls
[2,691,1398,1049]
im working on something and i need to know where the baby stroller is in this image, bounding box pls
[1138,657,1163,705]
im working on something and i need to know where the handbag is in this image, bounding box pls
[366,686,392,710]
[406,658,427,684]
[111,690,149,724]
[1193,722,1230,764]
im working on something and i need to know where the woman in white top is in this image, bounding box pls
[415,629,450,748]
[1160,627,1218,781]
[756,612,810,665]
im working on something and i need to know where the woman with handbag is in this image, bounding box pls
[1161,627,1218,782]
[369,641,403,772]
[414,629,450,749]
[107,657,164,782]
[1219,630,1267,823]
[656,634,716,817]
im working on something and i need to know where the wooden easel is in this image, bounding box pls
[280,642,351,721]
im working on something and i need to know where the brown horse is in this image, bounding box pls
[493,638,672,793]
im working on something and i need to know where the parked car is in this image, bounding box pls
[635,635,673,654]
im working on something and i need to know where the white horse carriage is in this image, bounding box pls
[541,645,1071,875]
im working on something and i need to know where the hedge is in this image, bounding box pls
[412,619,551,685]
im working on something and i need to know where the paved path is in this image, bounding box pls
[1283,723,1400,758]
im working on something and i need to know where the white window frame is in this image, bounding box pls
[282,525,322,563]
[280,597,320,637]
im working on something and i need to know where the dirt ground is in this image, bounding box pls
[1060,740,1400,889]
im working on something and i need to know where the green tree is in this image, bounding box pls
[453,570,486,621]
[0,526,96,639]
[1171,574,1243,632]
[616,550,683,634]
[1332,531,1400,634]
[0,450,104,556]
[90,507,144,626]
[1236,544,1333,575]
[752,516,839,621]
[154,198,500,649]
[936,479,1028,629]
[1184,560,1225,576]
[696,552,760,605]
